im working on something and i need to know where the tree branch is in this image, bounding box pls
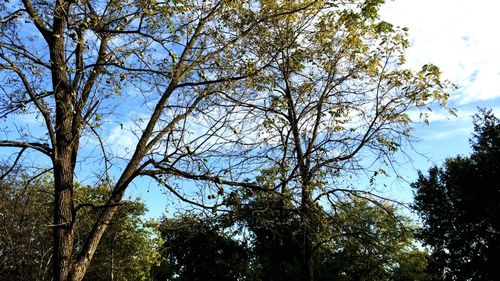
[20,0,52,42]
[0,140,52,157]
[0,147,26,181]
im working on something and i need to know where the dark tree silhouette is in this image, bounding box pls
[413,109,500,281]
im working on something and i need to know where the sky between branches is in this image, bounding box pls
[119,0,500,218]
[4,0,498,218]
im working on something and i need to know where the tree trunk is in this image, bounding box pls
[51,35,78,281]
[52,144,76,281]
[50,1,78,279]
[53,172,74,281]
[303,238,314,281]
[52,96,78,281]
[300,187,314,281]
[110,237,114,281]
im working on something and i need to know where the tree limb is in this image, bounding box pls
[0,140,52,157]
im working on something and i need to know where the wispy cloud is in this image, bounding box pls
[105,113,149,158]
[425,126,471,140]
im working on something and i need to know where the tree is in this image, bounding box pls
[166,191,435,281]
[231,186,303,281]
[0,0,453,279]
[0,172,53,280]
[153,213,250,281]
[75,186,159,281]
[207,0,453,279]
[316,197,431,281]
[0,173,158,281]
[0,1,314,280]
[412,109,500,280]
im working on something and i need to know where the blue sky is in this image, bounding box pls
[2,0,498,219]
[124,0,500,218]
[372,0,500,205]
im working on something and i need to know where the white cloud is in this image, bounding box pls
[106,113,149,158]
[380,0,500,104]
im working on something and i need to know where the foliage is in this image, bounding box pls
[0,174,158,281]
[75,185,159,281]
[210,0,453,278]
[227,189,434,281]
[154,213,250,281]
[412,109,500,280]
[391,249,440,281]
[316,197,430,281]
[0,0,452,279]
[230,189,303,281]
[0,174,53,280]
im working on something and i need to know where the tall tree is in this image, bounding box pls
[412,109,500,281]
[206,1,453,279]
[0,1,313,280]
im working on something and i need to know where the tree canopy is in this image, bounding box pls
[153,213,250,281]
[154,195,435,281]
[412,109,500,281]
[0,173,158,281]
[0,0,452,280]
[198,1,452,278]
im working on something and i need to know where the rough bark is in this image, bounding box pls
[49,0,79,278]
[53,159,75,281]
